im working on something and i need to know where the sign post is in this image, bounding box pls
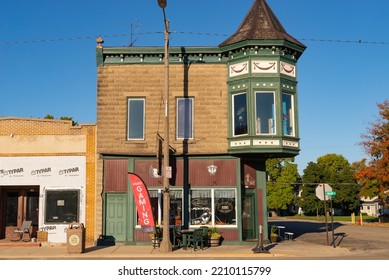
[316,184,332,246]
[326,191,337,248]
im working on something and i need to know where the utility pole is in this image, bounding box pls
[157,0,172,253]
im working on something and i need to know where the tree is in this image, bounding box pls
[266,158,299,215]
[354,100,389,203]
[43,115,78,126]
[297,162,323,215]
[299,154,359,215]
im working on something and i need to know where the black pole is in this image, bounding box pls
[322,184,329,246]
[252,225,269,254]
[331,197,335,248]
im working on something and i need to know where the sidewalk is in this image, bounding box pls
[0,239,351,260]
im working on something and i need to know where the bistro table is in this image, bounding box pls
[179,229,194,250]
[277,225,285,241]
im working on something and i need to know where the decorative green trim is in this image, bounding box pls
[99,46,228,66]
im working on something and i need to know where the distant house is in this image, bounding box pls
[360,196,389,217]
[95,0,305,244]
[360,197,380,217]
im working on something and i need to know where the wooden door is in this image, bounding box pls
[2,187,39,238]
[105,193,127,242]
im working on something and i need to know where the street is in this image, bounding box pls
[269,218,389,259]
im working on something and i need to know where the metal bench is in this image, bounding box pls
[284,232,294,241]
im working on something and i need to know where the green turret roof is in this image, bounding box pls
[219,0,305,48]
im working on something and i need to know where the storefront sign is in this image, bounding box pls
[217,200,234,214]
[128,173,155,233]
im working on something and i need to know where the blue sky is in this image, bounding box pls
[1,0,388,173]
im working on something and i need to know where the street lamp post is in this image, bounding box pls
[157,0,172,253]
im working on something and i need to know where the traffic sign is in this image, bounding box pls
[325,191,336,196]
[316,184,332,201]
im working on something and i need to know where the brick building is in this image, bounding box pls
[96,0,305,244]
[0,117,96,244]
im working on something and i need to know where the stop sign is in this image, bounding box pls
[316,184,332,201]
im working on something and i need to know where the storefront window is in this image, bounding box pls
[190,189,236,226]
[137,189,182,226]
[45,190,79,223]
[190,190,212,225]
[214,190,236,225]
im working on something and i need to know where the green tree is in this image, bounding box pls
[43,115,78,126]
[299,154,359,215]
[297,162,323,215]
[266,158,299,215]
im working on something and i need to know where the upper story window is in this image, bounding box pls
[127,98,145,140]
[282,93,294,136]
[255,92,276,135]
[176,98,193,140]
[233,92,248,136]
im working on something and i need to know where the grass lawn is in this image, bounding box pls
[284,214,379,223]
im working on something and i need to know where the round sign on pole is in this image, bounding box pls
[315,184,332,201]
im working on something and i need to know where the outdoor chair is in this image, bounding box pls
[152,227,163,248]
[199,226,209,247]
[172,226,182,248]
[12,220,32,242]
[187,229,205,251]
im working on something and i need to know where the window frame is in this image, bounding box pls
[127,98,145,140]
[136,189,183,227]
[190,188,237,227]
[44,189,80,224]
[176,97,194,140]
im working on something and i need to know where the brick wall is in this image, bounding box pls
[97,63,229,156]
[0,117,96,244]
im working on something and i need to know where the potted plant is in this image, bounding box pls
[270,225,278,243]
[208,227,222,247]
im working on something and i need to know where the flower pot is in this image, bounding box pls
[209,236,220,247]
[270,235,278,243]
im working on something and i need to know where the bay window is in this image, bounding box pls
[255,92,275,135]
[232,93,248,136]
[282,93,294,136]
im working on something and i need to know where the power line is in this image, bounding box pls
[1,31,389,45]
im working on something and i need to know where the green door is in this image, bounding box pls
[106,193,127,242]
[242,191,256,240]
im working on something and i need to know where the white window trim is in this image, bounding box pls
[189,188,238,228]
